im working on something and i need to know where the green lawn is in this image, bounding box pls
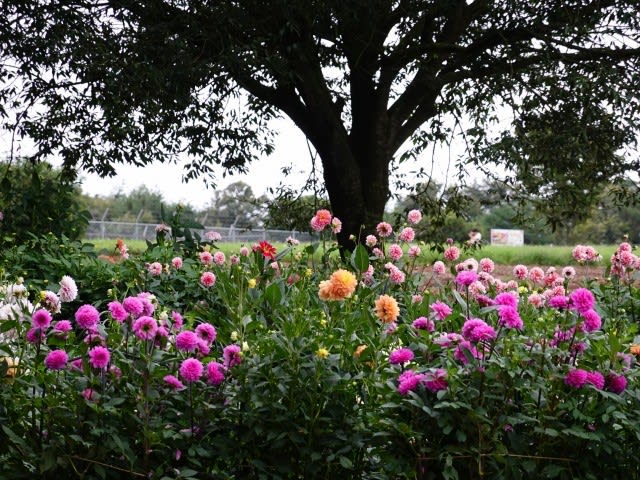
[85,238,616,267]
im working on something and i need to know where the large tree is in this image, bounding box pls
[1,1,639,248]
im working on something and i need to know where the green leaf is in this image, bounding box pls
[350,244,370,272]
[263,282,282,307]
[338,456,353,469]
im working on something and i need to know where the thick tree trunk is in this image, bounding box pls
[315,138,391,251]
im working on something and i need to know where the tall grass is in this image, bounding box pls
[85,238,616,267]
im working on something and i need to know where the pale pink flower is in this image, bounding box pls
[331,217,342,233]
[147,262,163,276]
[239,246,250,256]
[528,267,545,284]
[527,293,545,308]
[376,222,393,238]
[365,235,377,247]
[286,236,300,246]
[572,245,588,262]
[407,209,422,225]
[408,245,421,258]
[443,246,460,262]
[372,247,384,259]
[411,294,423,304]
[479,258,495,273]
[230,254,240,265]
[310,216,324,232]
[478,271,495,285]
[398,227,415,243]
[468,280,487,297]
[432,261,446,275]
[200,271,216,287]
[462,258,479,272]
[562,266,576,279]
[171,257,183,269]
[213,251,226,265]
[40,291,60,314]
[506,280,519,290]
[618,242,632,252]
[388,244,403,261]
[199,251,213,265]
[204,231,222,242]
[388,267,405,285]
[58,275,78,302]
[513,264,528,280]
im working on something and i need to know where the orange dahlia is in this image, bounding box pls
[374,294,399,323]
[318,269,357,301]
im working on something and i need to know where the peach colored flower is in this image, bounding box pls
[318,269,357,301]
[354,344,368,358]
[374,294,399,323]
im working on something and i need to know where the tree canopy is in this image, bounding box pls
[1,1,639,248]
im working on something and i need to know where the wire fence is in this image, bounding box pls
[86,221,316,243]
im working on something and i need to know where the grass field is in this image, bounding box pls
[85,238,617,267]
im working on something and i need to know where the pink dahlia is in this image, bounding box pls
[122,296,144,317]
[223,344,243,368]
[195,323,217,344]
[44,349,68,370]
[430,301,452,320]
[564,369,588,388]
[132,316,158,340]
[569,288,595,314]
[88,346,110,370]
[32,309,52,329]
[398,227,415,243]
[389,347,414,365]
[407,209,422,225]
[75,304,100,330]
[412,317,435,332]
[206,361,226,386]
[200,271,216,287]
[376,222,393,238]
[108,301,128,323]
[179,358,203,383]
[175,331,199,352]
[164,374,185,391]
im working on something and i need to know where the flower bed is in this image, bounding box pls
[1,210,639,479]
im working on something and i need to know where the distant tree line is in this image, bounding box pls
[1,157,637,246]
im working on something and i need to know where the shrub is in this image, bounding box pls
[0,208,639,479]
[0,157,89,246]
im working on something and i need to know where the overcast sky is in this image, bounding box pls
[2,115,466,211]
